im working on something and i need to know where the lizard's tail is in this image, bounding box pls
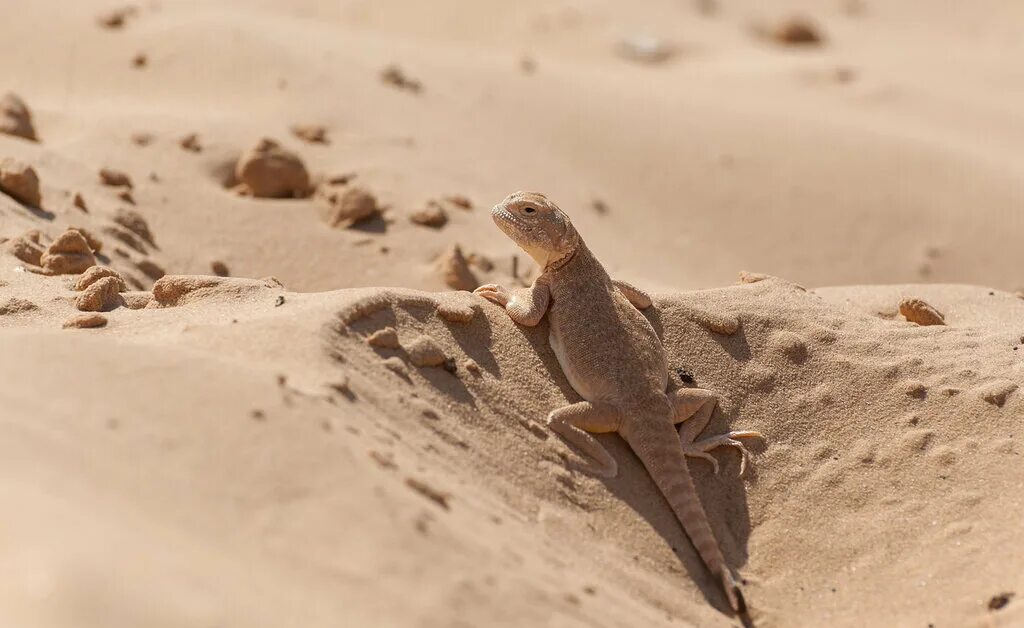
[623,415,746,614]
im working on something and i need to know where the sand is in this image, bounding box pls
[1,1,1022,626]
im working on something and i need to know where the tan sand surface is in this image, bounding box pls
[2,1,1022,626]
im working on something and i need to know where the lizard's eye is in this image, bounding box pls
[523,206,536,214]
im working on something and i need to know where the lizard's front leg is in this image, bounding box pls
[669,388,762,475]
[548,401,622,478]
[612,279,652,310]
[474,278,550,327]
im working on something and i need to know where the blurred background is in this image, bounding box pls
[3,0,1022,294]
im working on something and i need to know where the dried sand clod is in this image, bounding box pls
[381,65,422,93]
[0,297,39,316]
[112,208,155,246]
[436,244,478,291]
[771,16,825,46]
[151,274,283,307]
[319,186,380,228]
[5,230,45,266]
[367,327,401,349]
[179,133,202,153]
[63,313,108,329]
[738,270,771,284]
[135,259,166,280]
[444,195,473,211]
[104,225,148,253]
[67,226,103,254]
[75,265,128,292]
[40,229,97,275]
[404,477,450,510]
[96,6,137,29]
[291,125,329,145]
[899,297,945,326]
[0,158,42,206]
[99,168,133,188]
[234,138,311,199]
[76,276,124,312]
[404,335,448,367]
[0,93,37,141]
[131,132,154,147]
[410,201,448,228]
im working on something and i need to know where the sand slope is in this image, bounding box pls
[3,0,1024,626]
[2,269,1022,627]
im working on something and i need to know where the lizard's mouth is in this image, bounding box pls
[491,205,521,239]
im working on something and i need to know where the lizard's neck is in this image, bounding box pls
[543,244,579,272]
[539,229,584,273]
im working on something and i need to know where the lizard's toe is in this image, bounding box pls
[682,447,720,474]
[473,284,509,306]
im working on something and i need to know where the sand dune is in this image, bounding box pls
[2,1,1023,626]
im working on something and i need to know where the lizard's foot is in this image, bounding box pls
[473,283,510,307]
[548,401,621,479]
[683,431,763,475]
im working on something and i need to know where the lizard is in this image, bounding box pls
[473,191,762,613]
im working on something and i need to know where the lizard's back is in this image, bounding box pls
[546,245,669,407]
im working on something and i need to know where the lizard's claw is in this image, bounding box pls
[473,283,510,307]
[682,447,721,474]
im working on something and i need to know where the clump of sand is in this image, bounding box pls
[234,138,311,198]
[319,185,380,228]
[0,93,37,141]
[900,297,945,326]
[0,158,42,206]
[99,167,133,188]
[40,229,96,275]
[436,244,478,291]
[62,312,108,328]
[410,200,448,228]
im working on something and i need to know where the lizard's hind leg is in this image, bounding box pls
[669,388,762,475]
[548,402,622,479]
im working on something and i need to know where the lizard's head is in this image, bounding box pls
[491,191,580,269]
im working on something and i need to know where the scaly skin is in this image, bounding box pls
[474,191,762,614]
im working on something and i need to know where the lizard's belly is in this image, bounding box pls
[549,325,605,402]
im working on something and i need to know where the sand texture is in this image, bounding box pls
[2,1,1023,626]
